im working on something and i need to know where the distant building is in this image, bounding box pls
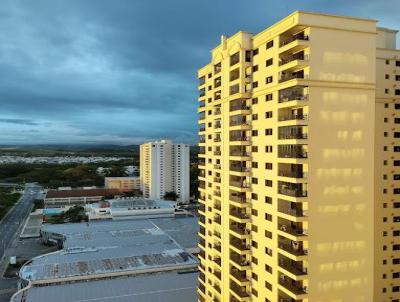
[140,140,189,202]
[88,197,176,220]
[104,177,140,191]
[44,188,124,208]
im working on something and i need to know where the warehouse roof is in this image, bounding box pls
[21,217,199,283]
[12,270,198,302]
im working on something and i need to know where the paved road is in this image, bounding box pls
[0,184,40,260]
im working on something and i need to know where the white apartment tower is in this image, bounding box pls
[140,140,190,202]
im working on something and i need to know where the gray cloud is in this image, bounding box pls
[0,0,398,144]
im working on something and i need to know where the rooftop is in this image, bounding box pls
[21,217,199,283]
[13,270,198,302]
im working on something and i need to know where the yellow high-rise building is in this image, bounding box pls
[197,11,400,302]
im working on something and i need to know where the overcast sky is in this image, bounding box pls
[0,0,398,145]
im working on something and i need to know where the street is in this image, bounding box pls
[0,184,40,261]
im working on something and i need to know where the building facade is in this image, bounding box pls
[140,140,190,202]
[104,176,141,191]
[198,11,400,302]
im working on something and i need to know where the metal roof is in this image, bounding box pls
[13,271,198,302]
[21,217,199,283]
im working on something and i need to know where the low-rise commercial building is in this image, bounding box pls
[104,176,140,191]
[11,217,199,302]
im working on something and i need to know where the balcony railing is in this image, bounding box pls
[214,150,221,155]
[230,210,251,221]
[231,225,251,236]
[278,132,308,140]
[278,187,307,197]
[214,137,222,142]
[230,150,250,157]
[279,93,308,103]
[280,34,309,47]
[214,177,221,183]
[214,190,221,197]
[230,136,250,142]
[230,181,251,188]
[278,114,308,122]
[279,53,308,66]
[279,260,307,276]
[278,170,304,178]
[230,166,250,173]
[278,241,308,256]
[215,108,221,115]
[231,253,250,267]
[278,278,307,295]
[214,164,221,169]
[230,120,250,127]
[231,269,250,283]
[230,105,250,112]
[230,195,250,204]
[278,223,307,237]
[278,150,308,159]
[279,72,307,83]
[278,205,306,217]
[230,282,250,298]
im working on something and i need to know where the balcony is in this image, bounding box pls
[230,269,250,284]
[279,52,308,66]
[199,76,205,86]
[199,89,206,97]
[279,132,308,140]
[214,108,221,115]
[230,282,250,300]
[230,180,251,189]
[278,170,305,178]
[199,136,206,143]
[230,104,251,112]
[278,181,307,197]
[214,150,221,156]
[214,164,221,170]
[214,63,222,74]
[230,237,250,251]
[230,210,251,223]
[278,219,307,238]
[278,114,308,122]
[279,276,307,296]
[280,33,309,48]
[278,145,308,159]
[230,195,250,205]
[230,149,250,157]
[230,225,251,237]
[279,86,308,103]
[278,240,308,257]
[198,160,205,167]
[230,119,250,127]
[215,77,222,88]
[214,190,221,197]
[214,177,221,183]
[230,253,250,269]
[230,136,250,142]
[279,70,307,83]
[278,200,306,218]
[214,215,222,224]
[214,122,221,129]
[279,256,307,277]
[230,165,250,173]
[214,137,222,142]
[199,101,205,108]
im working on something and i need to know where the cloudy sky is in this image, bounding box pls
[0,0,398,145]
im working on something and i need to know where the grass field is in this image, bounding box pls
[0,188,21,220]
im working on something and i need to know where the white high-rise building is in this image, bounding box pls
[140,140,190,202]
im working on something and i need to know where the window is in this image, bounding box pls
[395,118,400,124]
[395,160,400,166]
[252,81,259,88]
[265,264,272,273]
[252,130,258,136]
[385,88,389,94]
[396,75,400,81]
[265,93,273,101]
[252,162,258,168]
[253,48,259,56]
[230,52,240,66]
[386,74,390,79]
[251,193,258,200]
[265,196,272,204]
[396,90,400,96]
[395,132,400,138]
[252,177,258,184]
[252,289,258,297]
[265,76,273,84]
[245,50,252,62]
[252,240,258,248]
[265,145,273,153]
[252,65,258,72]
[266,58,273,67]
[265,180,272,187]
[265,128,272,135]
[252,97,258,105]
[252,146,258,152]
[251,209,258,216]
[252,113,258,120]
[397,60,400,66]
[266,40,274,49]
[265,281,272,291]
[265,162,273,170]
[265,230,272,238]
[386,59,390,65]
[265,111,273,118]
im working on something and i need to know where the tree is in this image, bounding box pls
[163,191,178,201]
